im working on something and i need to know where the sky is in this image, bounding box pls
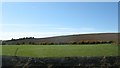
[1,2,118,40]
[1,0,119,2]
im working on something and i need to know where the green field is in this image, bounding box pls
[1,44,119,57]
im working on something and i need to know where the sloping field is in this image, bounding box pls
[2,44,119,57]
[3,33,119,45]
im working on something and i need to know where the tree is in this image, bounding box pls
[81,41,85,44]
[16,43,20,45]
[22,42,25,45]
[72,42,77,45]
[11,38,16,41]
[11,38,14,40]
[84,41,89,44]
[32,42,35,45]
[29,42,32,45]
[108,41,114,44]
[49,42,54,45]
[2,42,6,45]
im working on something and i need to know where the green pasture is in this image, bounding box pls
[1,44,119,57]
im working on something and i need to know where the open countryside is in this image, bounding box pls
[2,2,119,68]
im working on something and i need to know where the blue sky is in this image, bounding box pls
[1,2,118,40]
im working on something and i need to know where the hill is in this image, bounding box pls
[2,33,119,45]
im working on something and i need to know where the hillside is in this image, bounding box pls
[2,33,119,45]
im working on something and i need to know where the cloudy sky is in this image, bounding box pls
[1,2,118,40]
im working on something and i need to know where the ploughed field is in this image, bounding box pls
[2,44,119,57]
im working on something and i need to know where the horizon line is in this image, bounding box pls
[1,32,118,41]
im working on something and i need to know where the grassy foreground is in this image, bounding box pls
[2,44,119,57]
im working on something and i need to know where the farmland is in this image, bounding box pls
[2,44,119,57]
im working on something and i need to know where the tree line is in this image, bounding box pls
[2,40,115,45]
[11,37,34,41]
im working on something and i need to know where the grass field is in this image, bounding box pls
[1,44,119,57]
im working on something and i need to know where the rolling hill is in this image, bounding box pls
[2,33,119,45]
